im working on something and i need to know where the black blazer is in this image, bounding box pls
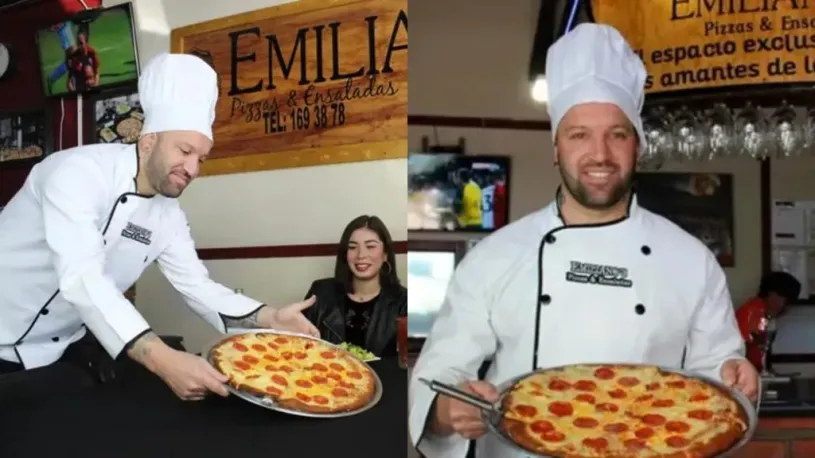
[303,278,407,357]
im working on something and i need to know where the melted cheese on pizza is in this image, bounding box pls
[503,365,747,457]
[212,333,375,411]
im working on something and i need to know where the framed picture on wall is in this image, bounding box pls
[0,109,50,166]
[635,172,735,267]
[91,85,143,145]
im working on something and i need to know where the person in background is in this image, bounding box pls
[455,168,482,229]
[303,215,406,357]
[492,171,507,228]
[480,175,495,230]
[66,25,99,92]
[736,271,801,372]
[47,21,76,93]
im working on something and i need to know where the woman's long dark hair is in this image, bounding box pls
[334,215,401,293]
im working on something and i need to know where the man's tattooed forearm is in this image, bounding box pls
[223,309,262,329]
[127,331,160,362]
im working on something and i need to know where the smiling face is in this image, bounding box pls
[555,103,638,210]
[346,227,386,281]
[139,131,212,198]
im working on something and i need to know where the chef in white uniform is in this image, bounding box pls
[0,53,318,400]
[408,24,758,458]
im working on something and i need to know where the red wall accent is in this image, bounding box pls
[0,0,102,205]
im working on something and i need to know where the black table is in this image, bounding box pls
[0,358,408,457]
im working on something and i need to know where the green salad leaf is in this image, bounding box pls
[339,342,377,361]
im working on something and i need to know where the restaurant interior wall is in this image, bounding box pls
[0,0,102,203]
[408,0,764,306]
[102,0,408,351]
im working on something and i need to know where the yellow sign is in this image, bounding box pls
[171,0,407,176]
[591,0,815,93]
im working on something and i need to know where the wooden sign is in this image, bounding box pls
[591,0,815,93]
[170,0,407,176]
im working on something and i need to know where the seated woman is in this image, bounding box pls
[303,215,406,356]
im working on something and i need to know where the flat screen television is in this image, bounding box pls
[408,153,510,233]
[407,240,468,340]
[35,3,140,98]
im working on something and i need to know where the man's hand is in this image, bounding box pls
[431,381,499,439]
[721,358,759,403]
[127,332,229,400]
[257,296,319,338]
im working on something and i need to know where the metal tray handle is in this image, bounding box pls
[418,378,498,413]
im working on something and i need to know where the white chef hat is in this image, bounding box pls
[545,23,647,156]
[138,53,218,142]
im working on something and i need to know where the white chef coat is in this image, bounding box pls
[0,144,263,369]
[408,194,745,458]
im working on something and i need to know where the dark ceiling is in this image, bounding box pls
[0,0,47,11]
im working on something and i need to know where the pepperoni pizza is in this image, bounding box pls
[500,364,749,458]
[210,332,377,414]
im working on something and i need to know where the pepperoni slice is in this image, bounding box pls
[635,394,654,402]
[645,382,660,391]
[311,375,327,384]
[608,388,627,399]
[652,399,675,408]
[346,371,363,380]
[295,352,308,360]
[666,436,690,448]
[574,380,597,391]
[327,372,342,381]
[540,431,566,442]
[593,367,616,380]
[234,361,251,371]
[530,420,554,433]
[332,388,349,397]
[282,351,294,360]
[280,365,294,373]
[267,343,279,350]
[274,337,289,344]
[320,351,337,359]
[548,379,571,391]
[604,423,629,433]
[251,344,266,352]
[515,405,538,417]
[263,354,279,362]
[582,437,608,450]
[304,342,314,349]
[246,374,260,380]
[690,393,710,402]
[271,374,288,386]
[595,402,618,413]
[313,395,329,405]
[264,365,277,372]
[575,394,596,404]
[311,363,328,372]
[642,414,666,426]
[296,393,311,402]
[242,354,259,364]
[548,401,573,417]
[666,380,686,389]
[573,417,599,428]
[624,439,646,450]
[265,386,282,396]
[666,421,691,433]
[688,409,714,420]
[295,379,312,388]
[329,362,344,372]
[617,376,640,387]
[635,427,655,439]
[233,342,248,352]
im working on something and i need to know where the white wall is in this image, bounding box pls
[103,0,407,351]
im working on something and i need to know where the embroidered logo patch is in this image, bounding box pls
[565,260,632,288]
[121,222,153,246]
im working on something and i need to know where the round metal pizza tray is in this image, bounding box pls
[202,329,383,419]
[423,363,758,458]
